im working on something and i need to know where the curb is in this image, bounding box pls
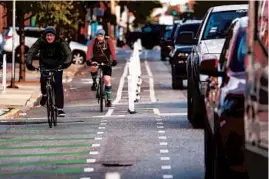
[0,64,85,120]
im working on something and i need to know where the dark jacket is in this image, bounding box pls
[26,36,72,69]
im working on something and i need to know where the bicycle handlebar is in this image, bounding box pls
[90,62,111,67]
[37,67,63,73]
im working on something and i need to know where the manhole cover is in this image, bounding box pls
[102,163,133,167]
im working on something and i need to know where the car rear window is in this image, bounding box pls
[203,10,248,40]
[175,23,200,44]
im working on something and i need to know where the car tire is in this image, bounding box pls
[187,78,193,122]
[172,77,183,89]
[72,50,85,65]
[191,91,205,128]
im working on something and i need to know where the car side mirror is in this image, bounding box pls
[200,54,219,76]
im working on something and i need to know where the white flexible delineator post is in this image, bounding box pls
[2,54,6,93]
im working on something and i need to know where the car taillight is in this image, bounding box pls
[4,36,12,40]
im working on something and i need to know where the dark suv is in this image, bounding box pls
[169,21,201,89]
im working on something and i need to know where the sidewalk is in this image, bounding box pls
[0,63,85,119]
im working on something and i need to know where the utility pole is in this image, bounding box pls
[8,0,18,88]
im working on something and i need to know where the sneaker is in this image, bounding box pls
[58,109,66,117]
[91,82,97,91]
[40,95,47,106]
[106,100,112,107]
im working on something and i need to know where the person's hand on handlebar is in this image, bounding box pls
[112,60,117,66]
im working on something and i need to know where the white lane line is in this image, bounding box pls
[156,118,163,121]
[153,108,160,115]
[92,144,101,147]
[158,130,166,134]
[81,178,91,179]
[157,122,163,125]
[95,137,102,140]
[105,172,121,179]
[101,120,108,122]
[99,127,106,129]
[160,157,170,161]
[100,123,107,125]
[89,151,99,155]
[163,175,173,178]
[160,142,168,146]
[84,168,94,172]
[157,126,164,129]
[105,108,114,117]
[87,159,96,163]
[160,149,169,153]
[161,165,171,170]
[160,112,187,116]
[97,131,104,135]
[159,136,167,140]
[113,61,129,104]
[145,60,157,103]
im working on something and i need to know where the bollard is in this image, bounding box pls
[128,75,136,114]
[2,54,6,93]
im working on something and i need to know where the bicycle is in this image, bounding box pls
[91,62,111,112]
[39,67,63,128]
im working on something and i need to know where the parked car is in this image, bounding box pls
[3,27,87,64]
[160,25,173,61]
[200,16,249,179]
[169,21,201,89]
[187,4,248,128]
[244,1,268,179]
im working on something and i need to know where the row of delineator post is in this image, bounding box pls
[128,39,142,114]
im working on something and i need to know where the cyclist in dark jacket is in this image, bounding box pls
[26,26,72,117]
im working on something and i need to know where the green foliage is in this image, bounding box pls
[34,1,84,30]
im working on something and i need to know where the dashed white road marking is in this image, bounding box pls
[157,126,164,129]
[158,130,166,134]
[163,175,173,178]
[160,157,170,161]
[101,120,108,122]
[99,127,106,129]
[160,149,169,153]
[92,144,101,147]
[97,131,104,135]
[160,142,168,146]
[94,137,102,140]
[84,168,94,172]
[156,118,163,121]
[105,172,121,179]
[153,108,160,115]
[159,136,167,140]
[89,151,99,155]
[80,177,91,179]
[161,165,171,170]
[100,123,107,125]
[87,159,96,163]
[157,122,163,125]
[113,61,129,104]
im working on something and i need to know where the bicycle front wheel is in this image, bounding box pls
[47,88,53,128]
[99,78,104,112]
[52,86,57,126]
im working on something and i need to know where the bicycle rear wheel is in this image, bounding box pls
[99,78,104,112]
[47,88,53,128]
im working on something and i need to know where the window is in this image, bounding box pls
[256,0,268,53]
[175,23,200,44]
[202,10,247,40]
[230,29,247,72]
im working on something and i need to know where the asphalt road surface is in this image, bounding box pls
[0,47,204,179]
